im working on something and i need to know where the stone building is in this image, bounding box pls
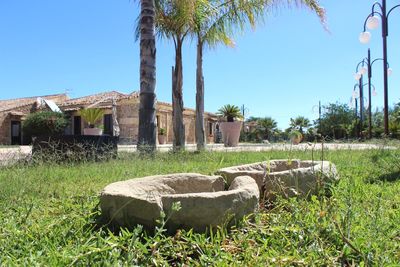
[0,94,68,145]
[0,91,218,145]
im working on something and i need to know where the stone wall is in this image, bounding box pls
[184,115,196,144]
[117,98,140,144]
[0,95,68,145]
[0,113,9,144]
[156,102,216,145]
[0,103,36,145]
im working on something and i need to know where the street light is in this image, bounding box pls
[312,101,324,134]
[354,61,366,133]
[359,0,400,136]
[354,49,392,138]
[352,85,359,118]
[352,82,376,138]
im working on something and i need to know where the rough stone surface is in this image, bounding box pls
[100,173,259,232]
[217,160,338,200]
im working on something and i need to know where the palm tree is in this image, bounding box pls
[193,0,326,150]
[217,104,243,122]
[290,116,311,134]
[256,117,278,140]
[138,0,157,152]
[193,0,259,150]
[78,108,104,128]
[155,0,195,151]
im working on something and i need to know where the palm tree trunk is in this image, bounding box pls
[138,0,157,152]
[172,38,185,151]
[195,38,205,150]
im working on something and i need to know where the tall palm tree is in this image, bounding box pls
[138,0,157,152]
[193,0,326,150]
[290,116,311,134]
[193,0,256,150]
[155,0,195,151]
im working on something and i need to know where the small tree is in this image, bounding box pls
[23,111,68,140]
[319,102,357,139]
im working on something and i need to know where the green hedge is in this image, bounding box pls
[23,111,68,140]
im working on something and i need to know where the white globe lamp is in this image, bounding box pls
[366,15,380,30]
[360,66,368,75]
[359,31,371,44]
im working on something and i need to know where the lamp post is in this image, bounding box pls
[352,87,358,118]
[354,49,392,138]
[352,82,363,138]
[359,0,400,136]
[312,101,323,134]
[353,82,377,138]
[354,61,366,136]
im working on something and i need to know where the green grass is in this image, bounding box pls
[0,148,399,266]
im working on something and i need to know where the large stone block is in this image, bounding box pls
[217,160,338,200]
[100,173,259,232]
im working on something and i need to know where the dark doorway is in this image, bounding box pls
[103,114,113,136]
[74,116,81,135]
[11,121,22,145]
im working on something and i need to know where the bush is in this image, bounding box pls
[23,111,68,141]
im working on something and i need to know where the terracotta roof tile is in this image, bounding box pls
[0,93,67,113]
[59,91,138,108]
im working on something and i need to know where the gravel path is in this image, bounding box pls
[118,143,394,153]
[0,143,394,166]
[0,146,31,166]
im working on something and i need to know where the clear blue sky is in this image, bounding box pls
[1,0,400,129]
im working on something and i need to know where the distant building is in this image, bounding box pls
[0,91,217,145]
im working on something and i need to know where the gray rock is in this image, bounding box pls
[100,173,259,232]
[217,160,338,200]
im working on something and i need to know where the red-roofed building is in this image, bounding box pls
[0,91,218,145]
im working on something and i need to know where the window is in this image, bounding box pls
[209,122,213,135]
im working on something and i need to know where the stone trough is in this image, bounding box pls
[100,173,259,232]
[217,160,338,199]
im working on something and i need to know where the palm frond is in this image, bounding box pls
[78,108,105,126]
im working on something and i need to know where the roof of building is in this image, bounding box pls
[0,93,68,113]
[59,91,138,111]
[0,90,218,118]
[157,100,217,118]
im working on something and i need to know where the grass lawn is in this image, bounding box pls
[0,148,399,266]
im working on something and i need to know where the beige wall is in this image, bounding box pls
[0,113,10,144]
[117,98,140,144]
[156,102,216,145]
[0,103,36,145]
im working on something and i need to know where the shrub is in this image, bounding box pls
[217,104,243,122]
[159,128,166,135]
[22,111,68,140]
[78,108,104,128]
